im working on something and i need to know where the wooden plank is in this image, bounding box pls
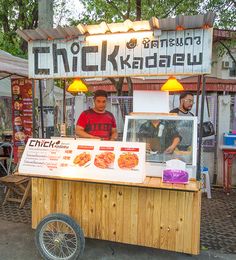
[94,184,103,239]
[88,183,96,238]
[70,182,82,226]
[159,190,170,250]
[37,178,45,224]
[122,186,131,243]
[81,182,89,236]
[175,191,186,253]
[149,177,161,186]
[183,192,194,253]
[130,187,138,245]
[144,188,154,247]
[167,191,178,251]
[101,184,110,240]
[116,186,124,242]
[143,177,151,184]
[55,180,63,213]
[18,173,200,192]
[152,189,161,248]
[108,185,117,241]
[31,178,39,229]
[61,180,69,215]
[43,179,56,217]
[191,190,201,255]
[137,187,147,245]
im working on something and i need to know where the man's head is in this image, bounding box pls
[179,92,194,112]
[93,89,108,113]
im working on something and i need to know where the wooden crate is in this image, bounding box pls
[31,177,201,255]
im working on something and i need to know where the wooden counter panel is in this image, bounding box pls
[31,178,201,255]
[18,172,200,192]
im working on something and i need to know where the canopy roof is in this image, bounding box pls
[0,50,28,80]
[17,12,215,42]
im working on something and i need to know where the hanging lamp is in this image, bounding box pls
[67,78,88,95]
[161,76,184,92]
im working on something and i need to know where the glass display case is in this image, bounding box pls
[123,114,198,178]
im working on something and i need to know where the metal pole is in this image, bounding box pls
[196,75,206,181]
[32,80,36,138]
[63,79,66,124]
[196,75,201,117]
[39,80,44,138]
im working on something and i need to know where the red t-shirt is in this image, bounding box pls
[77,109,116,140]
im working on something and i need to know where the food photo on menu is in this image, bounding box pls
[117,147,140,171]
[73,152,92,167]
[94,151,115,169]
[118,152,139,170]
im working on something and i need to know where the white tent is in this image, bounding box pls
[0,78,11,97]
[0,50,28,79]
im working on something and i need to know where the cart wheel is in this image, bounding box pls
[35,213,85,260]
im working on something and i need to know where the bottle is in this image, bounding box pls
[60,123,66,137]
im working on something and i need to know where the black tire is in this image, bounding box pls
[35,213,85,260]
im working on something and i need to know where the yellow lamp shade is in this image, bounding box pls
[161,77,184,92]
[67,78,88,95]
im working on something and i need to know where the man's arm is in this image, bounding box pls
[164,136,180,154]
[110,127,118,141]
[75,125,100,139]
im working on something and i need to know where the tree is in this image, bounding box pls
[0,0,38,57]
[75,0,235,29]
[0,0,73,57]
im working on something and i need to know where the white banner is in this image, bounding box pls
[28,28,213,79]
[19,138,146,183]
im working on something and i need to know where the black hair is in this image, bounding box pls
[93,89,108,99]
[179,92,193,101]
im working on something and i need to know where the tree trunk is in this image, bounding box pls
[108,77,124,96]
[126,77,133,96]
[136,0,141,21]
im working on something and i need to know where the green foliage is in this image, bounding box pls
[0,0,38,57]
[70,0,236,30]
[202,0,236,29]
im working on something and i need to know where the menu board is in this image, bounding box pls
[11,79,33,163]
[19,138,146,183]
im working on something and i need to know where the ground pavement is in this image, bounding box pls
[0,188,235,260]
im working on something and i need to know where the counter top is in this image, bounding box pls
[16,172,200,192]
[219,145,236,150]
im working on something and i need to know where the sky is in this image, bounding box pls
[54,0,85,26]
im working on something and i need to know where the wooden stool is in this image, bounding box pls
[0,175,31,208]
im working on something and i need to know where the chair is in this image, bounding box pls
[0,142,13,176]
[0,175,31,208]
[201,166,212,199]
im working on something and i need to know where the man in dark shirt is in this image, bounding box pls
[170,92,194,116]
[76,90,118,140]
[138,120,181,154]
[170,92,194,151]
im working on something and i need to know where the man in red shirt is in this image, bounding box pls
[76,90,118,140]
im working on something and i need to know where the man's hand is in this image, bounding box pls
[146,143,151,151]
[164,145,175,154]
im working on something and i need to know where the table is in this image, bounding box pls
[19,174,201,255]
[220,145,236,193]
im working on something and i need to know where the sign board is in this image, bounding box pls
[133,90,169,113]
[28,28,213,79]
[11,78,33,163]
[19,138,146,183]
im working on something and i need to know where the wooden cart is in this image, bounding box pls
[26,174,201,259]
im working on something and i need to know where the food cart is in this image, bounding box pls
[16,13,214,259]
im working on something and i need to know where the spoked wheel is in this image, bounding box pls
[35,213,85,260]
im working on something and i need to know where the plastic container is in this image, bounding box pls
[223,133,236,146]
